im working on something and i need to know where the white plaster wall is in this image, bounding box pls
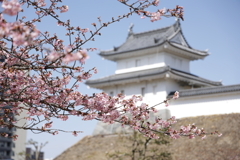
[163,52,190,72]
[164,79,181,94]
[181,58,190,72]
[115,63,165,74]
[104,86,119,96]
[157,52,164,64]
[103,80,240,120]
[169,92,240,119]
[145,79,167,106]
[102,76,240,126]
[104,79,171,110]
[116,53,163,74]
[116,60,125,70]
[115,50,191,74]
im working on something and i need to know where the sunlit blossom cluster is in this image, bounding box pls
[2,0,21,16]
[118,0,183,22]
[0,15,40,46]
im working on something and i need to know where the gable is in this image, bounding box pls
[169,31,188,47]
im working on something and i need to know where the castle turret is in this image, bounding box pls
[86,21,226,135]
[86,20,221,100]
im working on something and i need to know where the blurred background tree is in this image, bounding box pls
[107,131,172,160]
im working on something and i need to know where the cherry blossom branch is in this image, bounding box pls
[0,0,221,141]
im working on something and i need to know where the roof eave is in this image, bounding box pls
[169,72,222,87]
[166,42,209,60]
[86,67,222,89]
[100,41,209,61]
[168,84,240,98]
[99,42,166,61]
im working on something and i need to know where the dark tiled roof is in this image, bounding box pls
[169,68,221,86]
[86,66,222,88]
[86,67,168,86]
[169,42,208,56]
[168,84,240,98]
[99,20,208,59]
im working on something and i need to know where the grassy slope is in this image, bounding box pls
[54,113,240,160]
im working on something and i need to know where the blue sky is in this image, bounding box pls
[4,0,240,159]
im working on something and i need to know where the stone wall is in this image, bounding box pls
[54,113,240,160]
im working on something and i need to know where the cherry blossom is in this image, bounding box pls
[2,0,21,16]
[0,0,220,141]
[164,100,169,107]
[43,122,53,129]
[173,91,179,99]
[52,131,59,135]
[12,135,18,141]
[72,131,78,137]
[60,5,68,13]
[80,28,89,33]
[150,9,165,22]
[37,0,46,7]
[152,0,159,6]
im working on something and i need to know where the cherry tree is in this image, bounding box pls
[0,0,220,140]
[106,131,172,160]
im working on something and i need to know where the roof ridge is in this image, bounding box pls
[170,69,222,85]
[179,84,240,92]
[133,25,171,36]
[169,42,208,53]
[169,84,240,98]
[132,21,179,36]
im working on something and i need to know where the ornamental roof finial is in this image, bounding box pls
[128,23,134,35]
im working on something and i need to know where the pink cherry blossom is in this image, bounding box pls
[150,9,165,22]
[48,51,60,61]
[2,0,21,16]
[13,135,18,141]
[164,100,169,107]
[4,133,8,138]
[0,0,219,141]
[37,0,46,7]
[152,0,159,6]
[93,67,98,74]
[58,115,68,121]
[52,131,59,135]
[35,11,41,16]
[72,131,78,136]
[189,134,195,139]
[43,122,53,129]
[201,135,206,140]
[80,28,89,33]
[60,5,69,13]
[173,91,179,99]
[218,133,222,137]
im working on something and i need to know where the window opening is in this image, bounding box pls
[135,59,141,67]
[153,85,157,95]
[141,87,145,97]
[110,91,114,97]
[120,90,124,95]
